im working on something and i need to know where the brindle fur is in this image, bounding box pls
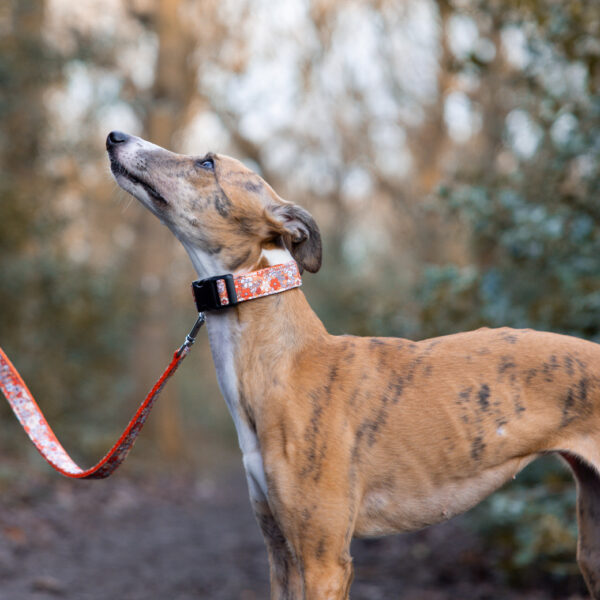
[107,132,600,600]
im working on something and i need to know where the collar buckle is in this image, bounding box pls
[191,274,238,312]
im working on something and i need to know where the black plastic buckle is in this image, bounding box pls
[191,274,238,312]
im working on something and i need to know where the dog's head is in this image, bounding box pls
[106,131,321,276]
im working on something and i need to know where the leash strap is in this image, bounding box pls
[0,313,205,479]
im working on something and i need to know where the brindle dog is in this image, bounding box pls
[107,130,600,599]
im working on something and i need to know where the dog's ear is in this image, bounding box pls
[267,203,322,273]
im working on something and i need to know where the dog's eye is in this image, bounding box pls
[196,157,214,170]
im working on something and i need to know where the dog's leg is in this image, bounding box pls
[283,501,355,600]
[301,545,354,600]
[253,501,304,600]
[255,491,354,600]
[244,451,303,598]
[562,452,600,599]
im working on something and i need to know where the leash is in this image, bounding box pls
[0,260,301,479]
[0,313,205,479]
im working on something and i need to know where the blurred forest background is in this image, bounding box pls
[0,0,599,596]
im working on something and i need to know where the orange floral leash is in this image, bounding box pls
[0,261,302,479]
[0,313,205,479]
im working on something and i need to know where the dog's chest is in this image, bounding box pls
[205,313,269,503]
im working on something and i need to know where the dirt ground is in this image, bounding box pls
[0,463,590,600]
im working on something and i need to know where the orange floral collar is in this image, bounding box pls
[192,261,302,312]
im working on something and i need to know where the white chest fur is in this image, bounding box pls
[205,311,269,503]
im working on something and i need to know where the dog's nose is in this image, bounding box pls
[106,131,129,148]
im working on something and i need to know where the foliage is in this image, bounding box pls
[0,1,137,460]
[419,0,600,338]
[467,456,579,584]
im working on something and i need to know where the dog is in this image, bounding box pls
[106,130,600,599]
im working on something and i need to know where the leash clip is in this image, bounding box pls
[178,312,206,355]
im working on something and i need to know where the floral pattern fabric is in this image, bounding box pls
[0,344,190,479]
[216,261,302,307]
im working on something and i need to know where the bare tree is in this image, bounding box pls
[130,0,198,461]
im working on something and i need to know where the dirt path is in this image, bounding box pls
[0,466,589,599]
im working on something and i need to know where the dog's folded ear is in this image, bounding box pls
[267,203,322,273]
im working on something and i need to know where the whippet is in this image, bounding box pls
[106,130,600,599]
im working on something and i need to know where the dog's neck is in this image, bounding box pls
[184,244,326,457]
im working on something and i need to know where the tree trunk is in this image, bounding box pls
[130,0,195,462]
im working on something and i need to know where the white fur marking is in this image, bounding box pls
[183,243,269,503]
[243,451,269,502]
[259,247,294,269]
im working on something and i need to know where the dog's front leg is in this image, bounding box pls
[253,500,304,599]
[264,474,355,600]
[300,542,354,600]
[244,451,303,599]
[283,501,354,600]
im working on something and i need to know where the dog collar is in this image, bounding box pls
[192,261,302,312]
